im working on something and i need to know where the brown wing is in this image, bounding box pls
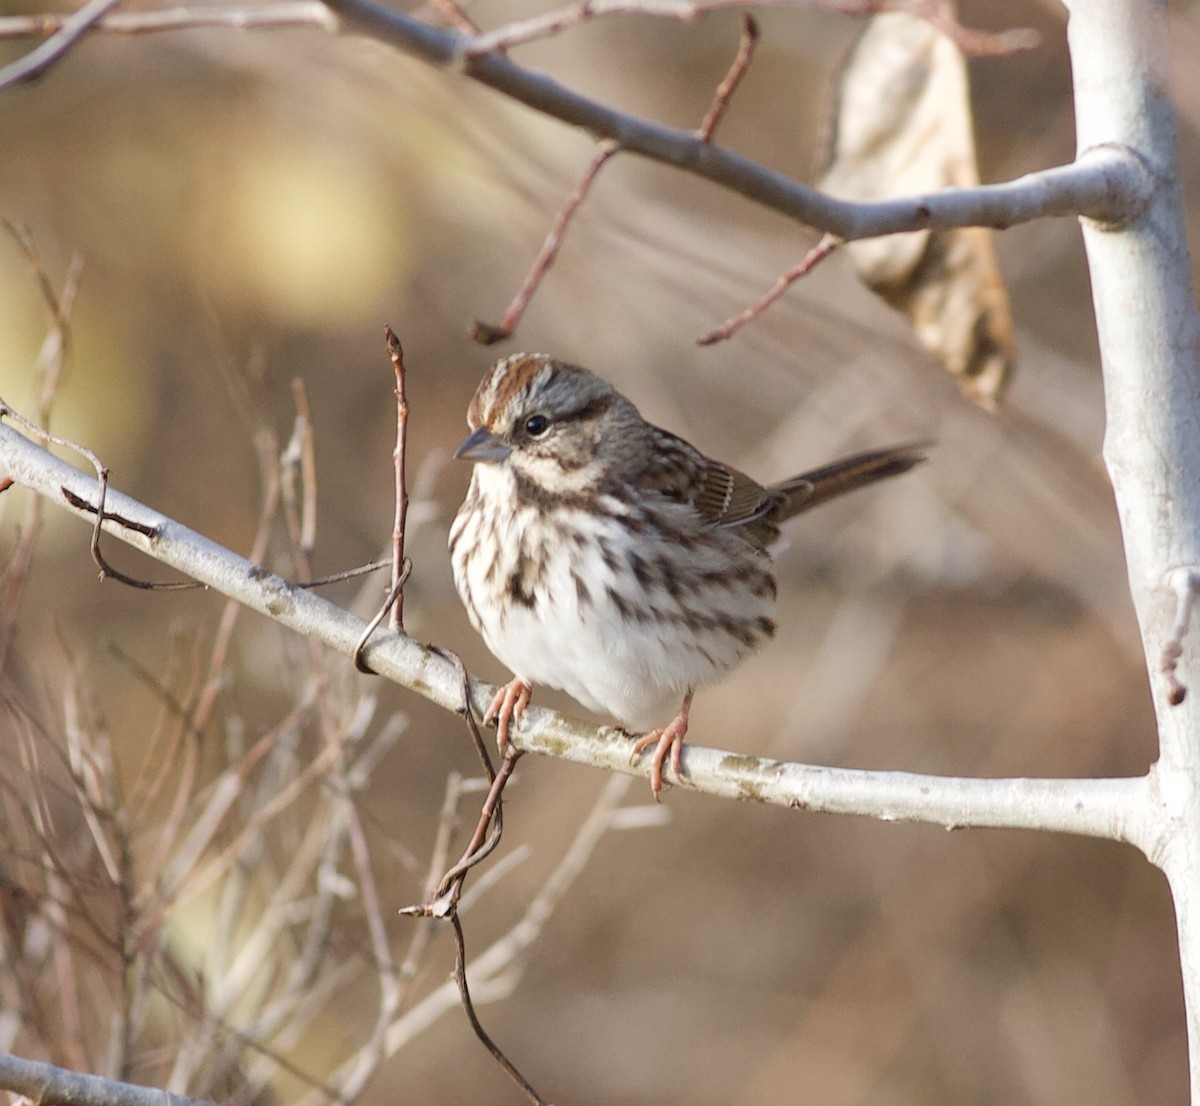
[640,427,782,549]
[641,431,927,550]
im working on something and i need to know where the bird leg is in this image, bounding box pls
[484,678,532,751]
[630,690,694,800]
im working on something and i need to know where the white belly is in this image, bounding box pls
[450,467,776,730]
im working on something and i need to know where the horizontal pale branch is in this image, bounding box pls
[0,2,1152,233]
[322,0,1152,234]
[519,718,1152,840]
[0,2,336,38]
[0,1053,218,1106]
[0,418,1156,849]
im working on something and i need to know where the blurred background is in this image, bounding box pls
[0,0,1192,1101]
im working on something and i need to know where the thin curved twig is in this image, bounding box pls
[471,141,618,344]
[450,913,549,1106]
[696,232,841,344]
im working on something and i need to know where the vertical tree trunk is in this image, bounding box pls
[1066,0,1200,1093]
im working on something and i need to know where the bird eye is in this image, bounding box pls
[524,414,551,437]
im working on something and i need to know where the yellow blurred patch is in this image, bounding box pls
[201,138,410,327]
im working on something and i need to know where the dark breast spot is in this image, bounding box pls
[627,550,654,590]
[573,571,592,608]
[506,571,537,609]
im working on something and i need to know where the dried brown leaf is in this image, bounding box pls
[820,10,1016,407]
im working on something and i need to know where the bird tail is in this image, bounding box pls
[770,443,928,522]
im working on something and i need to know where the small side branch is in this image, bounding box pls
[471,12,757,340]
[697,13,758,141]
[386,327,410,631]
[696,232,840,344]
[471,141,618,344]
[351,329,413,663]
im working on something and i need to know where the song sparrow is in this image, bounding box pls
[449,353,925,797]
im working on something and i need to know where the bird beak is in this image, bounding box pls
[454,426,512,463]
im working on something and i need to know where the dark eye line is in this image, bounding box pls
[516,391,615,440]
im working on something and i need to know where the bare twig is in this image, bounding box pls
[63,485,201,590]
[348,329,415,659]
[334,801,402,1103]
[0,226,81,675]
[291,773,635,1106]
[696,232,841,344]
[351,560,412,673]
[697,13,758,141]
[435,747,519,896]
[1,220,83,423]
[470,14,754,339]
[0,400,195,591]
[0,0,120,91]
[352,774,634,1101]
[60,675,123,887]
[142,728,342,916]
[280,378,318,572]
[458,2,585,55]
[298,559,391,588]
[456,843,532,913]
[418,647,508,887]
[126,360,288,900]
[3,398,441,1104]
[432,644,494,780]
[417,0,481,35]
[394,734,540,1101]
[471,141,618,344]
[386,327,410,631]
[396,770,465,991]
[402,746,518,921]
[450,914,549,1106]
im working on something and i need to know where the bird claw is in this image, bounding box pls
[484,678,532,751]
[629,692,693,801]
